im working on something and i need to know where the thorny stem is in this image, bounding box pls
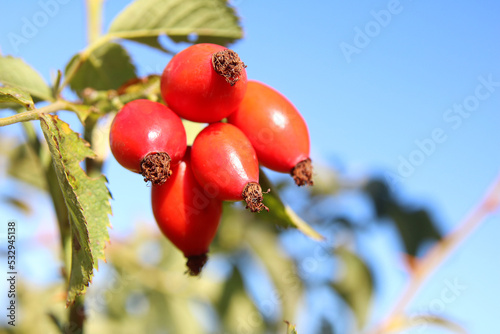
[367,172,500,334]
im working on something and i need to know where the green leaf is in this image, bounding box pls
[7,143,46,190]
[108,0,243,50]
[0,86,34,110]
[1,195,32,215]
[65,42,136,95]
[388,206,442,257]
[331,248,373,328]
[0,56,52,101]
[65,103,92,123]
[39,114,112,305]
[245,225,304,325]
[259,169,324,240]
[364,178,442,256]
[216,264,245,318]
[216,265,264,333]
[363,179,392,218]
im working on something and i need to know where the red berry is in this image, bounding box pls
[160,43,247,123]
[109,99,187,184]
[151,148,222,276]
[191,123,268,213]
[228,80,313,186]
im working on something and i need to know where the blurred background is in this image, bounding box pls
[0,0,499,333]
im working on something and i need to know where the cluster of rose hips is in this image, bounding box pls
[109,43,313,275]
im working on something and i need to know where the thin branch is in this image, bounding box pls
[368,172,500,334]
[86,0,104,44]
[0,100,68,127]
[67,295,85,334]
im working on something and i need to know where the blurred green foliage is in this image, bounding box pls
[0,161,443,334]
[0,0,445,333]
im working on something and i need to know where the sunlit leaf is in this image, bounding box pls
[331,247,373,328]
[259,169,323,240]
[40,114,111,305]
[108,0,243,51]
[65,103,92,123]
[0,86,34,110]
[0,56,52,101]
[65,42,136,95]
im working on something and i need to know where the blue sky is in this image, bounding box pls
[1,0,499,333]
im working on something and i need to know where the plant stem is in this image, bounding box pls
[86,0,104,44]
[0,100,68,127]
[368,173,500,334]
[67,295,86,334]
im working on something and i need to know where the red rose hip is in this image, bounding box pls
[109,99,187,184]
[191,123,268,212]
[160,43,247,123]
[152,148,222,276]
[228,80,313,186]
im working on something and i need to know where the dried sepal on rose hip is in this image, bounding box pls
[160,43,247,123]
[151,148,222,276]
[109,99,187,184]
[191,123,269,213]
[228,80,314,186]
